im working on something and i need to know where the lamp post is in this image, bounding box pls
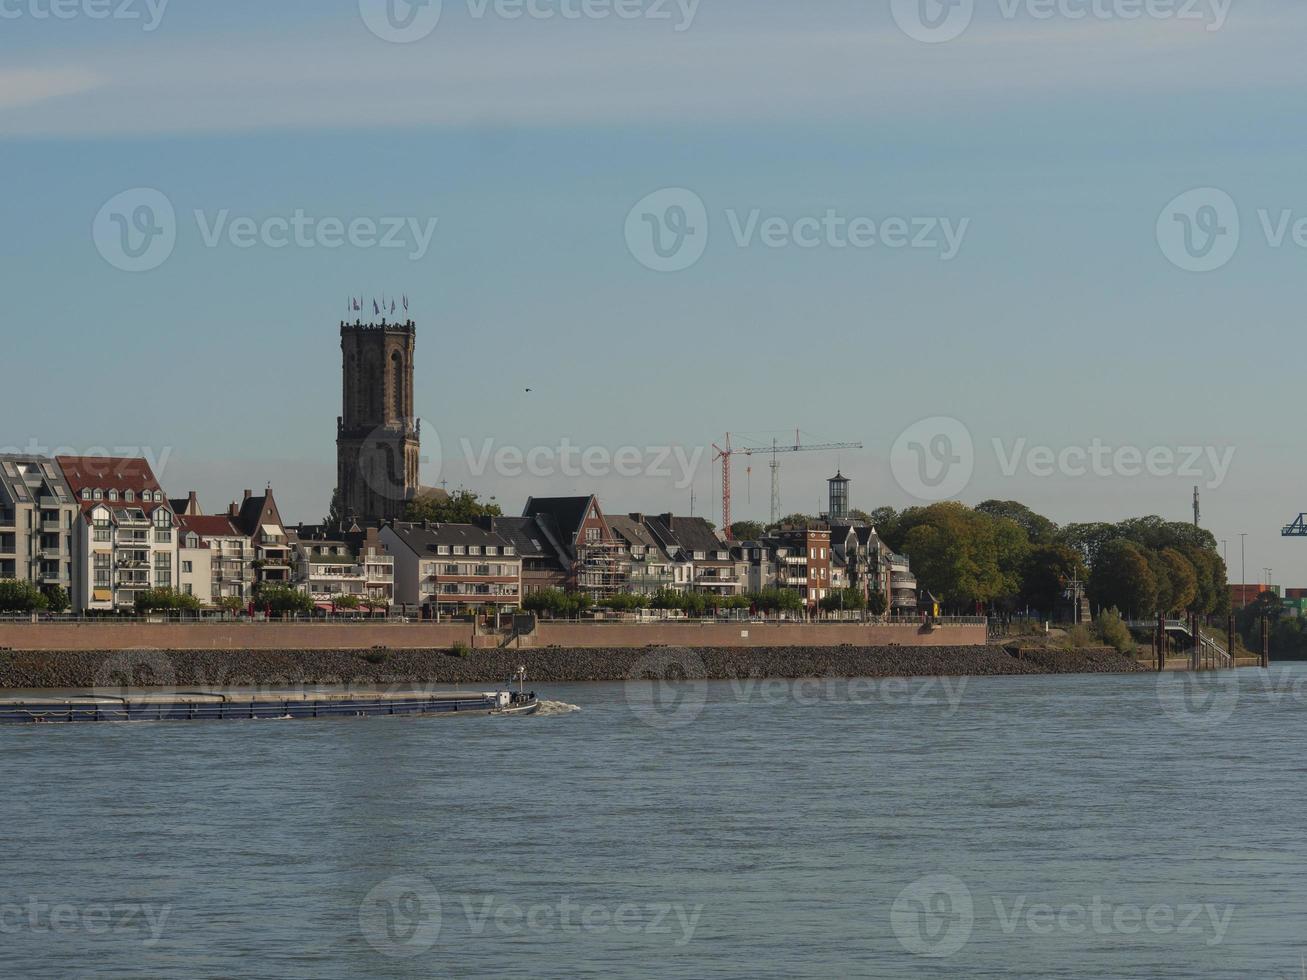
[1240,533,1247,608]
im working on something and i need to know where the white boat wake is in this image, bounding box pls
[534,700,582,717]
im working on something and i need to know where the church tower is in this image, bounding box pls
[336,320,420,524]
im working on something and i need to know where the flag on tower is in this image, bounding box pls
[402,294,409,312]
[373,299,380,316]
[391,300,396,314]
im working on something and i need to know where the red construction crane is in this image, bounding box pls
[713,430,864,539]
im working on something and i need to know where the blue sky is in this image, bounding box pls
[3,0,1306,584]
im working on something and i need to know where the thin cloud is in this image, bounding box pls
[0,11,1301,138]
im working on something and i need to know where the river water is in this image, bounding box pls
[3,665,1307,978]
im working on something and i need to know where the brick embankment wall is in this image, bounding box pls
[0,621,988,652]
[0,645,1146,690]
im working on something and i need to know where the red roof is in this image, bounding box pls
[178,515,242,539]
[57,456,168,514]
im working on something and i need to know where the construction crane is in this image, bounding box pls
[1283,514,1307,537]
[713,430,864,539]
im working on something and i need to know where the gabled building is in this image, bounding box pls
[490,516,568,596]
[380,520,521,616]
[607,514,676,595]
[289,523,394,608]
[521,496,628,599]
[0,455,77,595]
[177,513,252,605]
[227,488,293,588]
[57,456,178,612]
[644,514,743,596]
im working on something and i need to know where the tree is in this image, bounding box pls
[332,594,362,611]
[819,588,867,613]
[750,587,805,615]
[868,590,889,617]
[135,588,201,614]
[255,584,314,616]
[1094,607,1135,655]
[217,596,245,615]
[1088,540,1157,618]
[1159,547,1198,615]
[1021,544,1087,615]
[730,521,767,541]
[404,490,502,524]
[0,580,48,613]
[770,513,817,531]
[977,500,1058,544]
[40,585,70,614]
[898,502,1028,610]
[522,588,592,618]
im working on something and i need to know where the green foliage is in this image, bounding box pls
[770,513,817,531]
[1094,608,1135,655]
[332,594,362,610]
[750,587,805,614]
[134,588,201,614]
[522,588,593,618]
[0,579,48,613]
[216,596,245,614]
[1021,543,1087,615]
[1063,624,1094,649]
[40,585,70,614]
[729,521,767,541]
[1159,547,1198,615]
[598,592,651,612]
[450,640,471,658]
[868,590,889,617]
[254,584,314,616]
[976,500,1058,544]
[1088,540,1157,616]
[819,588,868,613]
[897,502,1028,609]
[404,490,503,524]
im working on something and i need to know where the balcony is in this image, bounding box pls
[0,512,14,529]
[40,548,63,561]
[42,520,63,534]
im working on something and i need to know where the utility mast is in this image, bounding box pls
[1193,486,1200,527]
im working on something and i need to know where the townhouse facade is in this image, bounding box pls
[381,520,521,616]
[521,496,629,599]
[0,456,78,597]
[57,456,178,612]
[290,524,395,607]
[176,513,254,605]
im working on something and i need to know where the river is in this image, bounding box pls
[3,665,1306,978]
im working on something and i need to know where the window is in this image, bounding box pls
[93,489,102,500]
[94,553,110,587]
[108,489,118,501]
[125,490,135,502]
[437,545,450,555]
[484,546,497,556]
[453,546,465,555]
[586,528,600,542]
[182,584,193,596]
[81,489,90,501]
[469,546,481,556]
[182,561,193,573]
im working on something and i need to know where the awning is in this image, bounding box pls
[262,525,283,537]
[93,589,112,601]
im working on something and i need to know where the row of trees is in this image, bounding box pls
[0,581,69,614]
[741,500,1229,622]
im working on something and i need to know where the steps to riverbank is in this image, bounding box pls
[0,645,1146,690]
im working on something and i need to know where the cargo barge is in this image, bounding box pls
[0,688,539,725]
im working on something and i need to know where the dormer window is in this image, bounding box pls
[453,546,465,555]
[81,489,91,501]
[107,490,118,501]
[93,489,102,500]
[125,490,135,502]
[485,546,497,556]
[469,546,481,555]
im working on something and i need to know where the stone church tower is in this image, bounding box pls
[335,320,420,524]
